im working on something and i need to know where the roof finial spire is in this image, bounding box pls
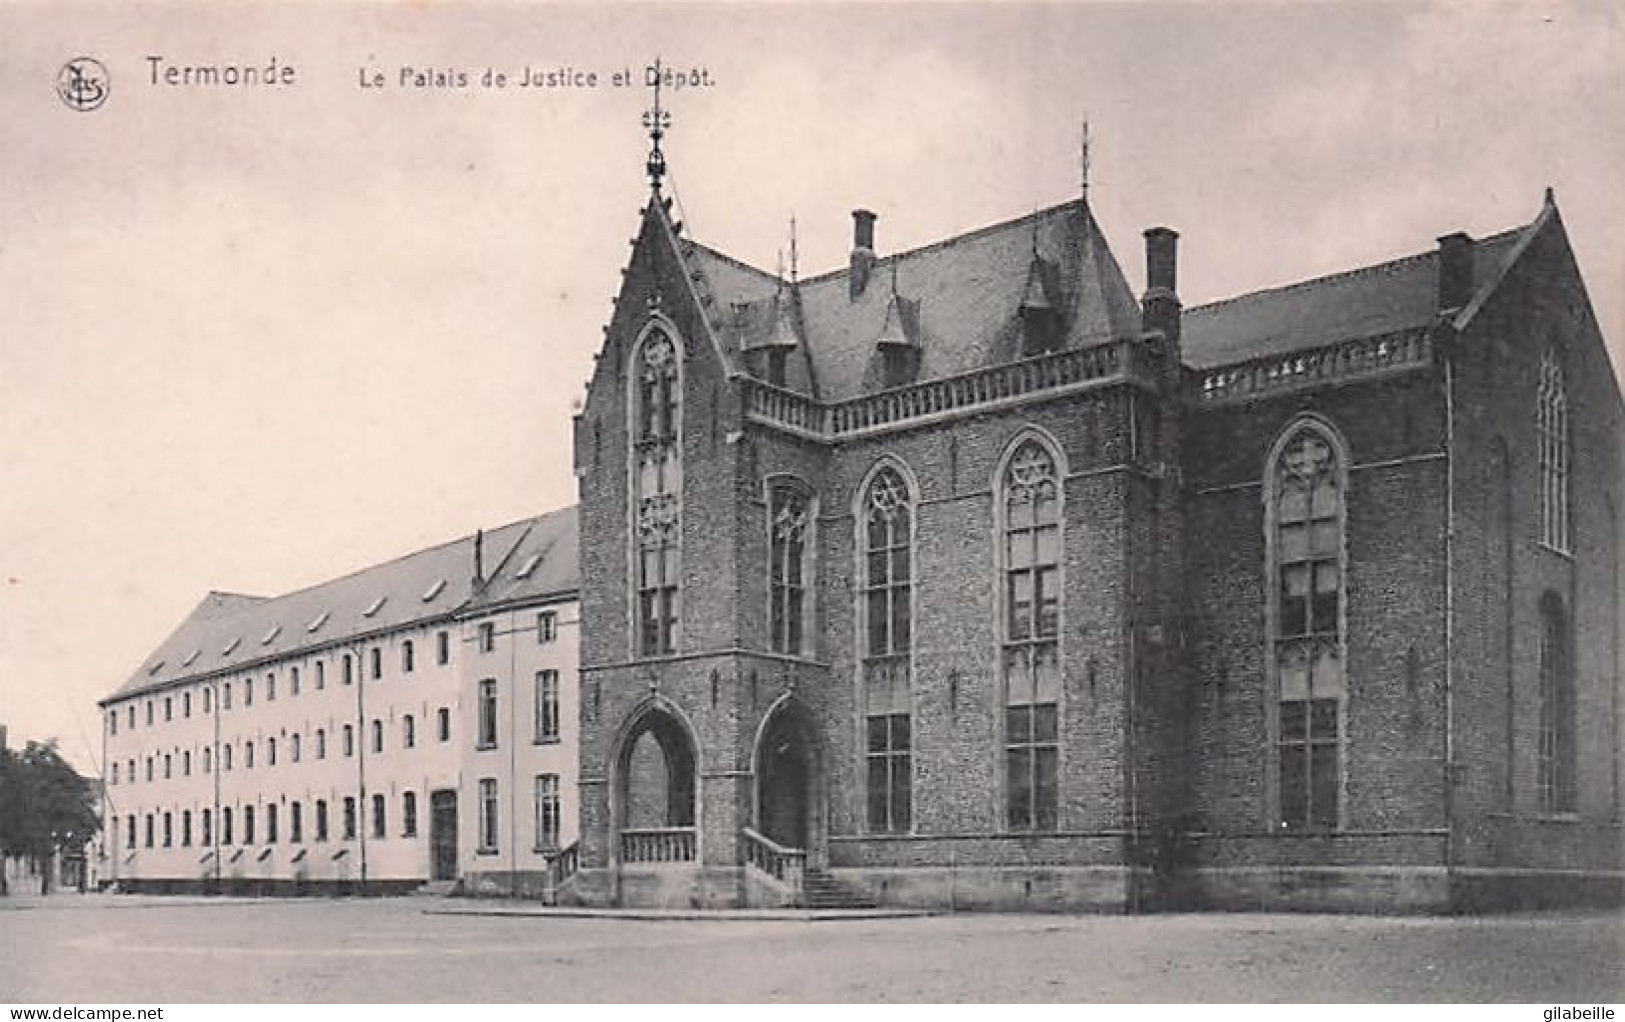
[1080,116,1091,199]
[789,213,800,284]
[642,58,671,190]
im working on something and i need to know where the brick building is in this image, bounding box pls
[562,128,1623,911]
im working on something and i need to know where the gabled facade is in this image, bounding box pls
[566,147,1623,911]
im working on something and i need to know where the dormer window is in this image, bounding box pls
[1019,255,1062,357]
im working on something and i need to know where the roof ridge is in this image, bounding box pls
[228,508,570,608]
[789,198,1087,287]
[686,241,781,287]
[1187,224,1529,317]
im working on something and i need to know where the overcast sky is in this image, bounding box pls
[3,1,1622,773]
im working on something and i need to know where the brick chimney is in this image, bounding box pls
[1437,232,1475,314]
[850,209,877,300]
[1141,226,1181,343]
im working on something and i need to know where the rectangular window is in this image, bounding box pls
[315,660,325,690]
[534,670,560,743]
[126,814,136,850]
[291,666,300,696]
[865,713,912,833]
[534,774,561,851]
[437,630,450,665]
[183,692,192,718]
[478,679,498,749]
[109,711,117,736]
[290,801,303,844]
[402,640,415,673]
[266,672,276,701]
[402,791,418,838]
[537,611,557,643]
[1278,699,1340,830]
[342,797,356,840]
[370,647,382,680]
[403,715,416,749]
[1005,702,1059,831]
[162,812,172,847]
[203,687,212,713]
[316,729,326,760]
[437,707,451,742]
[315,800,328,842]
[164,697,172,721]
[343,655,353,686]
[478,778,499,852]
[182,810,192,847]
[372,719,384,754]
[244,679,253,706]
[201,809,212,847]
[343,725,354,757]
[478,622,496,653]
[222,807,233,846]
[223,683,232,710]
[371,794,386,839]
[243,805,255,845]
[266,803,278,844]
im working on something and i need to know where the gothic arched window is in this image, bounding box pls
[633,326,682,656]
[1538,350,1570,553]
[768,480,813,656]
[1538,593,1577,815]
[1001,437,1062,830]
[1268,421,1347,831]
[861,464,913,833]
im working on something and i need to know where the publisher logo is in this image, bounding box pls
[57,57,109,111]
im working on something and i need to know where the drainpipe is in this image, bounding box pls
[354,644,368,894]
[1442,328,1458,896]
[212,678,222,892]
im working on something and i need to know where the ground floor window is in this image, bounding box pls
[865,713,912,833]
[1006,702,1058,830]
[1278,697,1340,830]
[534,773,561,851]
[478,778,499,852]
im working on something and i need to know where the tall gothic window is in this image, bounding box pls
[1269,422,1347,831]
[862,465,913,833]
[1002,438,1062,831]
[768,482,812,656]
[634,327,682,656]
[1538,593,1577,815]
[1538,350,1570,553]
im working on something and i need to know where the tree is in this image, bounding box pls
[0,740,100,894]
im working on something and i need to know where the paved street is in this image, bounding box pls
[0,895,1621,1002]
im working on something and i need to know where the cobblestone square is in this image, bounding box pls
[1,896,1620,1002]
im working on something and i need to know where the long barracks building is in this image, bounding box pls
[99,510,579,896]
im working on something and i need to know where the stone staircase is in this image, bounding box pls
[799,869,877,910]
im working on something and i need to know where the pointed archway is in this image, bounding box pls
[612,700,699,864]
[753,697,823,856]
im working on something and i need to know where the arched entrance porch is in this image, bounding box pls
[612,700,699,865]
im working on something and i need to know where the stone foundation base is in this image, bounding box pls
[105,877,423,897]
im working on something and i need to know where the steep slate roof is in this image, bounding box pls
[460,506,579,613]
[106,507,578,703]
[683,200,1142,402]
[1182,222,1532,370]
